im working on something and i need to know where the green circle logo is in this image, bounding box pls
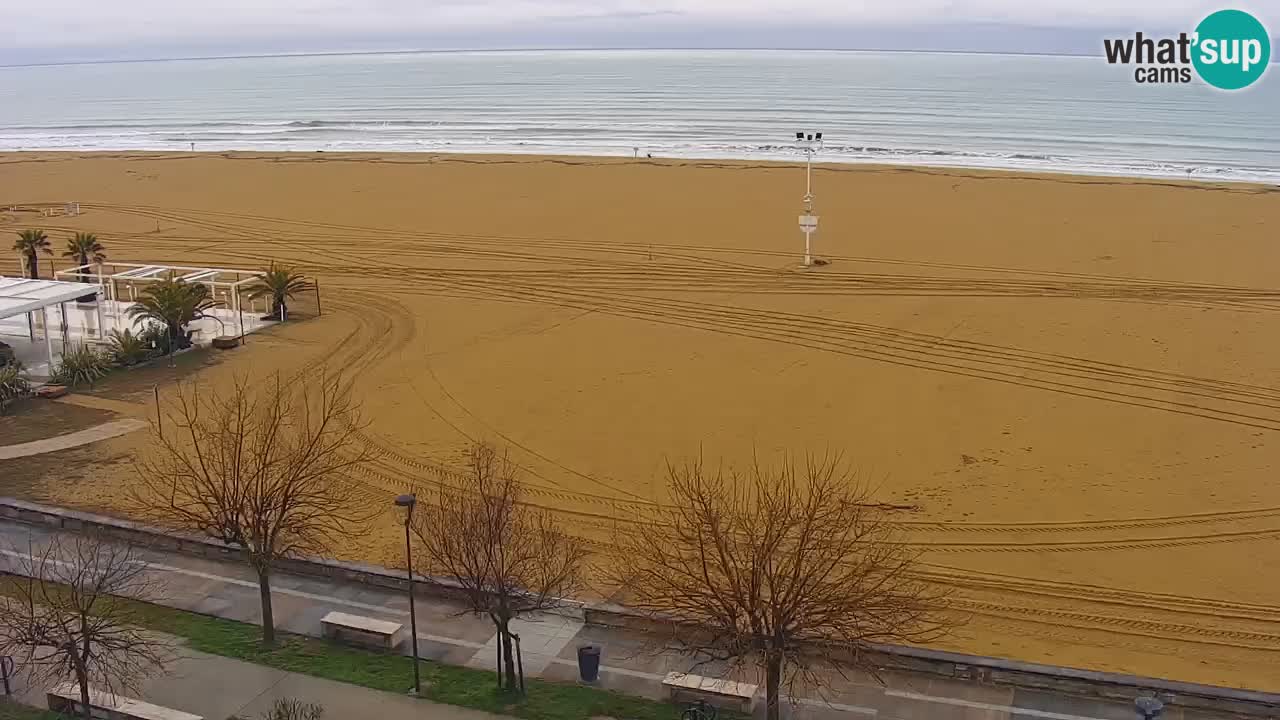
[1192,9,1271,90]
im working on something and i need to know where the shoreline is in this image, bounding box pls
[3,148,1277,191]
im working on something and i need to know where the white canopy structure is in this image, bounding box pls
[0,277,95,321]
[56,262,267,336]
[0,276,100,375]
[1,263,272,379]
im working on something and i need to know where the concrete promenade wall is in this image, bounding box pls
[1,496,1276,719]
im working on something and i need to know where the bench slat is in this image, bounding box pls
[320,611,402,636]
[663,672,757,698]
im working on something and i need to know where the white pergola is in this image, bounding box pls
[56,262,267,338]
[0,276,100,370]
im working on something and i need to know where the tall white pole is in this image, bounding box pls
[95,263,106,336]
[795,133,821,268]
[806,149,812,201]
[59,302,68,354]
[805,147,813,267]
[95,294,105,338]
[42,306,54,374]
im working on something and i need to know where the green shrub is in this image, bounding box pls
[0,362,30,414]
[108,328,153,366]
[52,343,111,388]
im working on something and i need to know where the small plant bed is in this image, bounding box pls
[50,343,111,389]
[41,326,202,394]
[109,326,198,370]
[107,328,156,368]
[0,578,689,720]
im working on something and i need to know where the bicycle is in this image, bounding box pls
[681,699,718,720]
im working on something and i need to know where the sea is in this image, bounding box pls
[2,49,1278,183]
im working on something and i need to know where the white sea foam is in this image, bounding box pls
[1,49,1276,183]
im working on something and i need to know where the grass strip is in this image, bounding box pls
[0,578,683,720]
[0,699,61,720]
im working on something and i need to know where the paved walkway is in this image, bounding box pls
[53,394,149,416]
[7,644,501,720]
[0,519,1211,720]
[0,418,147,459]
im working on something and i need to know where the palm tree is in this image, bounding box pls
[63,232,106,298]
[126,279,215,357]
[247,264,313,321]
[13,229,51,279]
[63,232,106,279]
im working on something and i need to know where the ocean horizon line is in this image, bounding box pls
[1,46,1111,70]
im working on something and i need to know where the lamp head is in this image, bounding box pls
[394,493,416,509]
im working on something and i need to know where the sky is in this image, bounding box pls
[2,0,1276,64]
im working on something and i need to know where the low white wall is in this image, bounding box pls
[0,299,270,341]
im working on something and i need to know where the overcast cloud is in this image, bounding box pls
[2,0,1276,64]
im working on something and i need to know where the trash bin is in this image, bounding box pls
[577,645,601,683]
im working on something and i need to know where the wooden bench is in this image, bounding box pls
[47,682,202,720]
[320,610,405,651]
[663,672,758,713]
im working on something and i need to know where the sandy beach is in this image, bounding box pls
[2,150,1280,690]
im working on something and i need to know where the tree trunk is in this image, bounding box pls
[257,567,276,645]
[75,663,92,720]
[71,619,94,720]
[499,618,518,691]
[487,616,503,688]
[28,254,38,280]
[167,323,182,365]
[765,650,784,720]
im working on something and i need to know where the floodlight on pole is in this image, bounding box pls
[795,130,824,267]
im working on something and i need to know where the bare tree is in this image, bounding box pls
[410,442,588,692]
[0,532,171,720]
[609,454,953,720]
[134,373,372,645]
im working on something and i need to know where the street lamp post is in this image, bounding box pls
[394,493,421,696]
[795,131,823,267]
